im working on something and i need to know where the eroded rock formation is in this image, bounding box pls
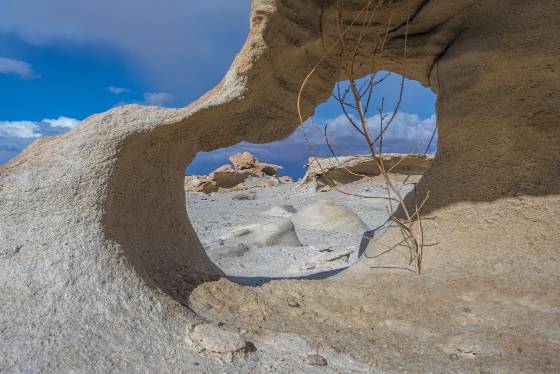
[301,153,433,186]
[185,151,291,193]
[1,0,559,372]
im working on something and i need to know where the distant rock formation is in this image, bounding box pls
[229,151,280,175]
[301,154,433,186]
[185,152,292,193]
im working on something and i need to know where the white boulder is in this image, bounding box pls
[291,200,367,235]
[223,218,302,247]
[262,204,297,218]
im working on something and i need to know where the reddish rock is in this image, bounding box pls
[229,152,280,176]
[186,152,288,193]
[229,152,256,171]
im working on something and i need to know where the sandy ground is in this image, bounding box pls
[186,180,560,373]
[187,179,409,282]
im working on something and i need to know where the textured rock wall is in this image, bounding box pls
[362,0,560,274]
[1,0,559,370]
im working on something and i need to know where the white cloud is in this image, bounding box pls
[0,57,37,79]
[107,86,130,95]
[0,116,81,164]
[144,92,175,107]
[42,116,80,129]
[0,117,79,139]
[0,121,41,138]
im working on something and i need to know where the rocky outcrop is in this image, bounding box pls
[229,151,280,175]
[301,154,433,186]
[1,0,559,372]
[185,152,292,193]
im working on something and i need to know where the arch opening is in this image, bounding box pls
[184,71,438,283]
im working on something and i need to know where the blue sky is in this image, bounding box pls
[0,1,436,178]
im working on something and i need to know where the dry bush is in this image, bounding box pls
[297,0,435,275]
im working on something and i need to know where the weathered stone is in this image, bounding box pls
[291,200,368,235]
[229,152,280,176]
[229,152,256,171]
[301,154,433,186]
[287,298,300,308]
[304,354,327,366]
[222,219,301,248]
[189,324,247,354]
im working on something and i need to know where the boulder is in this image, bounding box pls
[263,205,297,218]
[222,219,302,247]
[291,200,367,235]
[189,324,247,354]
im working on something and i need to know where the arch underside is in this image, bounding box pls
[1,0,559,371]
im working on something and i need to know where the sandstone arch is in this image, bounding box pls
[1,0,559,371]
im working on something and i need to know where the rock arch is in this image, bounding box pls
[1,0,559,371]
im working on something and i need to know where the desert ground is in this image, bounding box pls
[189,179,409,282]
[184,178,560,373]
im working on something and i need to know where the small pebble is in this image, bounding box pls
[305,354,327,366]
[287,299,300,307]
[245,341,257,352]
